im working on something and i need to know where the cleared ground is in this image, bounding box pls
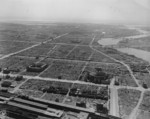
[0,23,149,119]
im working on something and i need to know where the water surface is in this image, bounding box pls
[117,48,150,63]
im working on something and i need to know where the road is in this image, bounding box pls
[15,55,117,65]
[0,33,68,60]
[109,87,119,117]
[128,91,144,119]
[0,73,107,89]
[109,77,120,117]
[1,26,150,119]
[91,46,141,87]
[94,26,150,119]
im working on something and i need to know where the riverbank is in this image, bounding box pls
[98,26,150,63]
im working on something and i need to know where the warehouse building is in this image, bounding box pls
[0,92,122,119]
[26,63,48,72]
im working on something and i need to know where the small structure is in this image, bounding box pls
[5,75,10,79]
[115,78,119,86]
[96,102,108,114]
[0,88,8,93]
[76,101,86,108]
[71,39,81,43]
[15,75,23,81]
[1,81,12,87]
[10,82,17,88]
[82,68,110,84]
[143,82,148,89]
[3,68,10,74]
[26,63,48,72]
[77,112,89,119]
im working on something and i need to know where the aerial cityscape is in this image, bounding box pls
[0,0,150,119]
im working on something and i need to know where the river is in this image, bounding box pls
[117,48,150,63]
[98,25,150,63]
[98,38,122,46]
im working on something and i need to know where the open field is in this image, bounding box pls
[67,46,93,61]
[139,91,150,111]
[135,45,150,52]
[40,60,85,80]
[42,93,65,103]
[136,91,150,119]
[118,36,150,48]
[0,23,76,42]
[94,46,148,65]
[0,56,22,68]
[0,56,40,74]
[48,44,75,58]
[85,62,127,76]
[20,79,72,91]
[0,56,39,69]
[15,89,44,98]
[118,72,138,87]
[93,25,140,38]
[134,72,150,88]
[0,41,34,55]
[136,109,150,119]
[92,26,140,46]
[16,43,56,57]
[130,64,148,73]
[90,51,116,63]
[118,88,141,118]
[139,26,150,32]
[98,26,140,38]
[50,33,93,45]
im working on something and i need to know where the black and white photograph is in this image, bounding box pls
[0,0,150,119]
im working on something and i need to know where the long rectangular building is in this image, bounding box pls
[0,92,122,119]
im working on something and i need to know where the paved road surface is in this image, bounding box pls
[110,87,119,117]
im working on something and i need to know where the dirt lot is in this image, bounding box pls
[139,91,150,111]
[134,72,150,88]
[136,109,150,119]
[16,43,56,57]
[0,41,34,55]
[42,93,65,103]
[67,46,93,61]
[90,51,116,63]
[40,60,85,80]
[20,79,73,91]
[118,88,141,117]
[48,44,75,59]
[94,46,148,65]
[118,73,138,87]
[85,62,127,76]
[50,33,92,45]
[136,91,150,119]
[118,36,150,48]
[0,56,39,73]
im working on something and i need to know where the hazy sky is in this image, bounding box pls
[0,0,150,24]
